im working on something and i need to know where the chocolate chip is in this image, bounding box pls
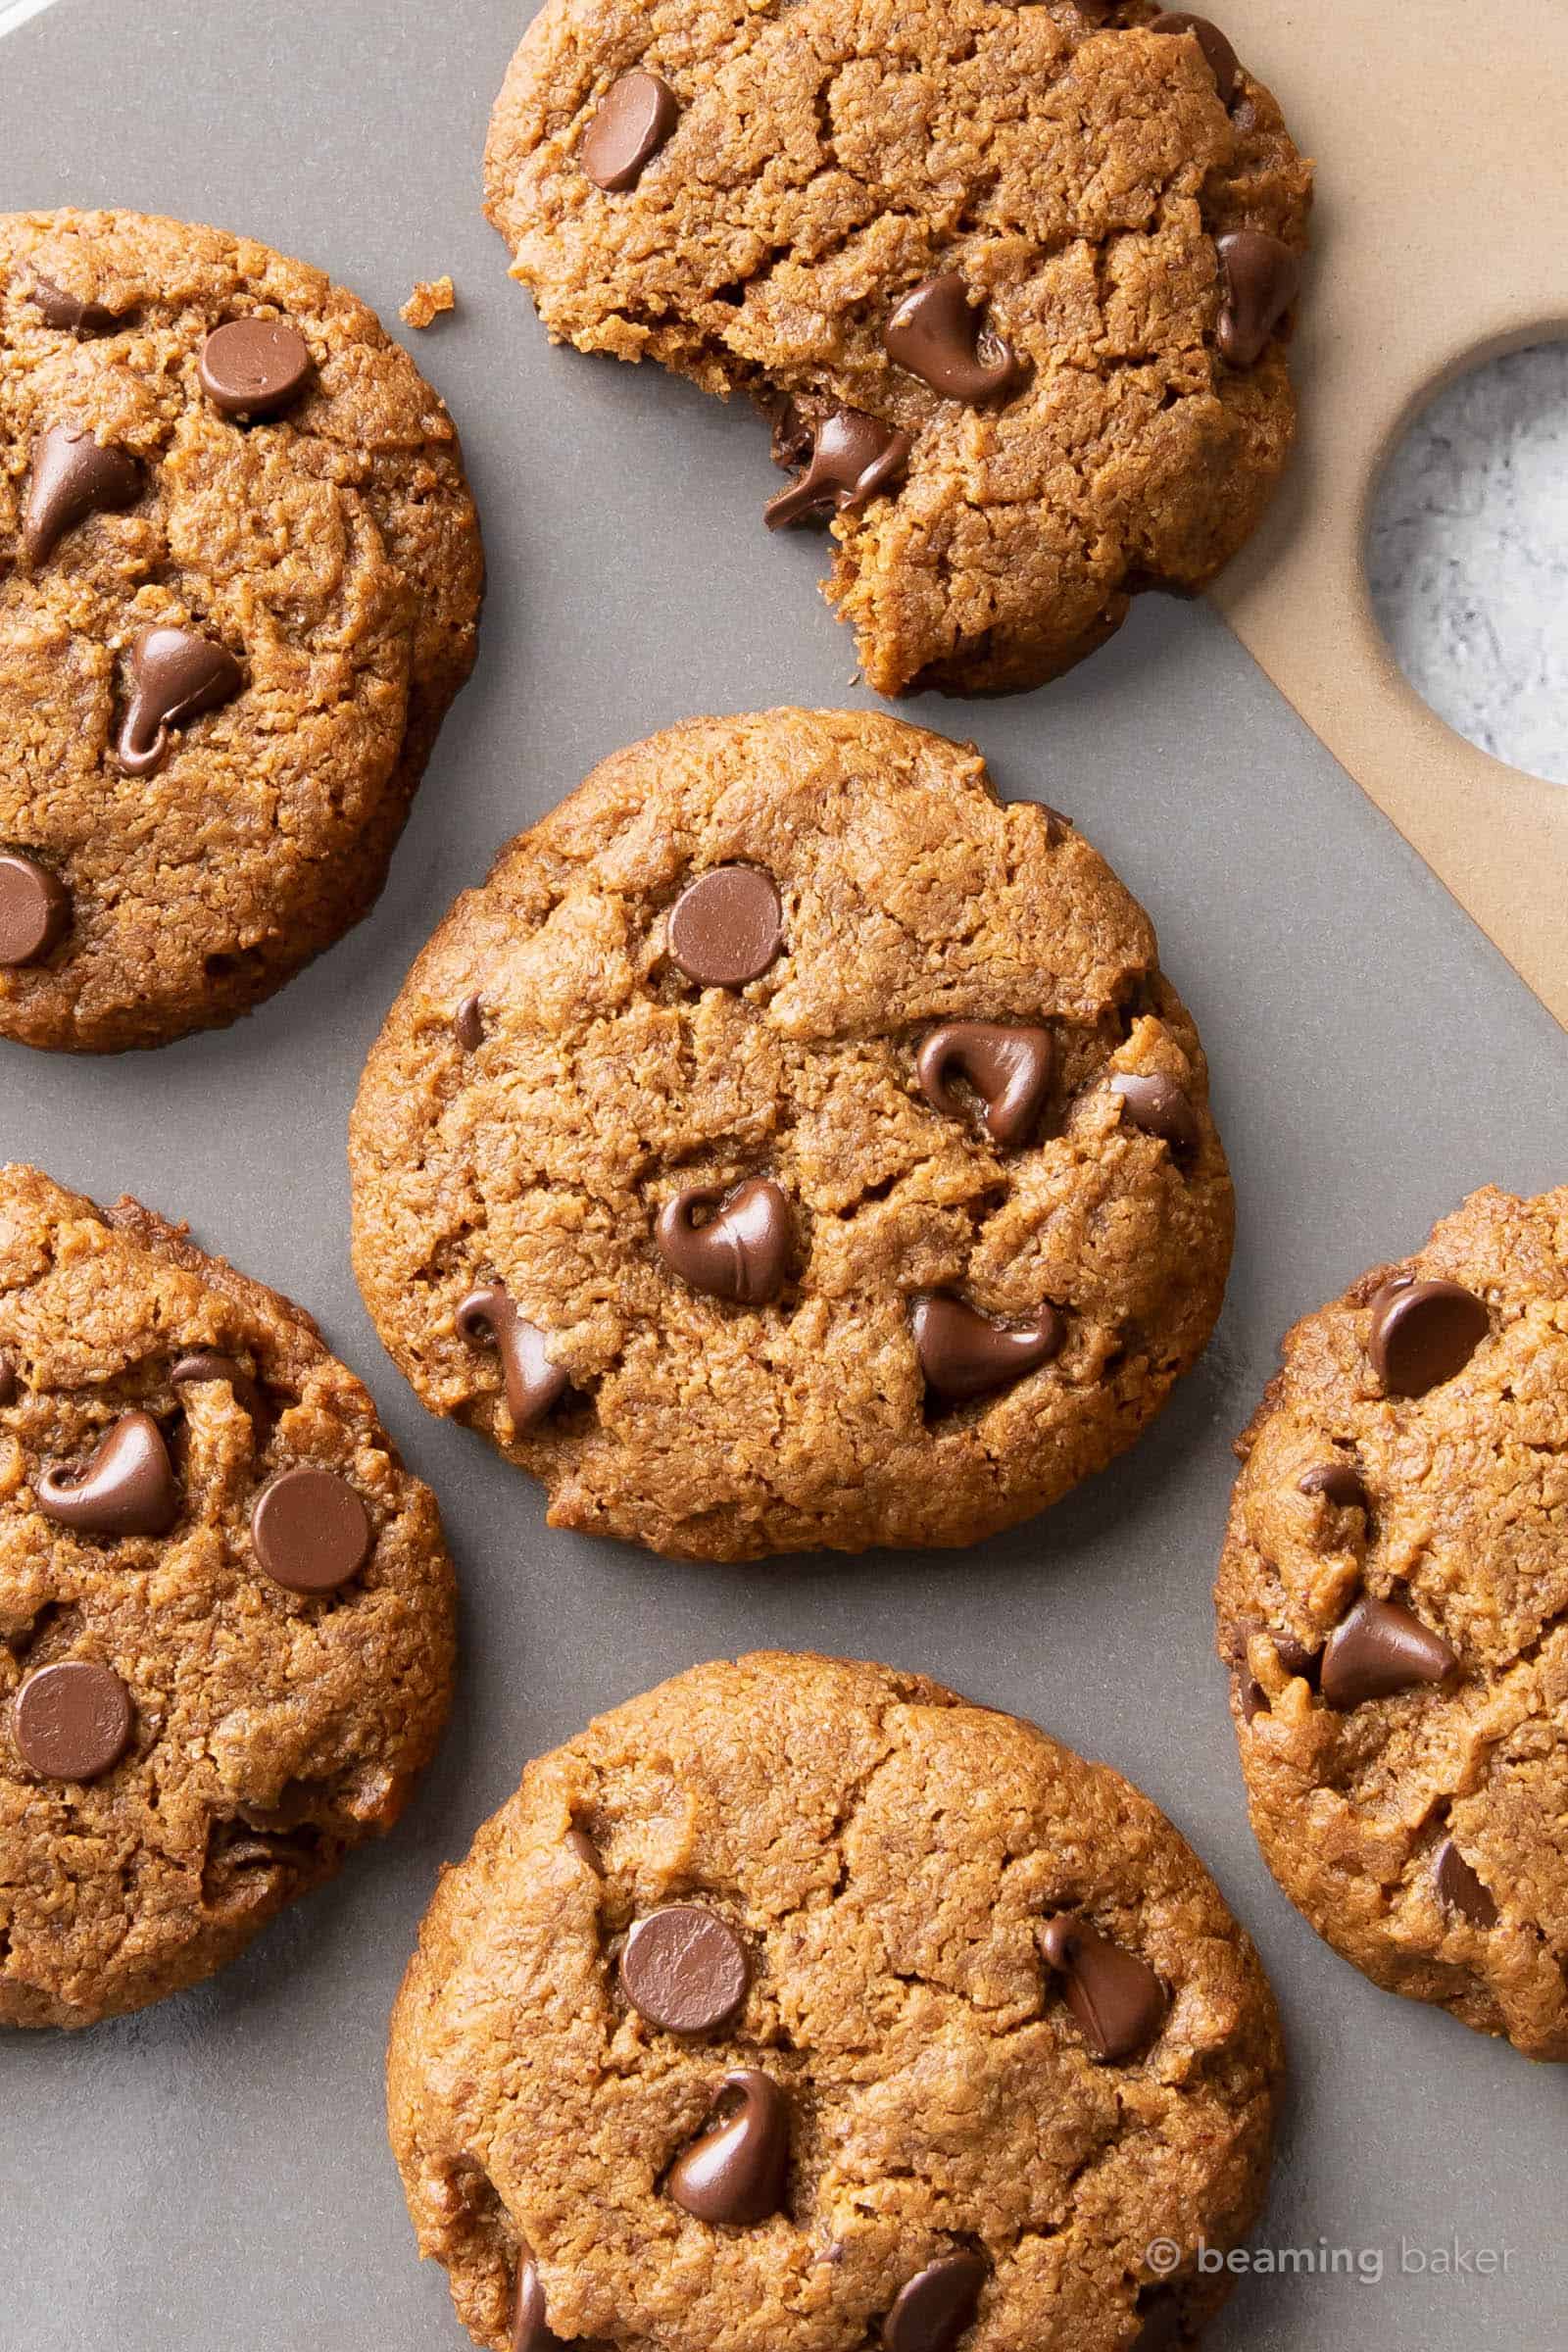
[454,993,485,1050]
[581,70,680,190]
[1109,1071,1200,1157]
[1215,230,1301,368]
[883,2253,988,2352]
[28,275,125,335]
[1319,1594,1456,1709]
[1236,1671,1267,1724]
[619,1905,749,2034]
[1433,1838,1497,1929]
[1226,1615,1320,1689]
[0,851,70,967]
[884,273,1025,405]
[916,1022,1054,1148]
[13,1660,134,1782]
[172,1350,267,1426]
[667,2070,790,2224]
[656,1178,791,1305]
[24,425,142,565]
[1298,1460,1369,1513]
[1042,805,1072,847]
[0,1355,16,1406]
[251,1466,370,1594]
[564,1825,602,1874]
[114,623,243,777]
[667,866,784,988]
[763,409,912,529]
[36,1410,179,1538]
[512,2247,567,2352]
[1041,1912,1166,2061]
[1367,1276,1489,1398]
[198,318,313,419]
[458,1283,569,1433]
[911,1295,1063,1405]
[1148,12,1241,105]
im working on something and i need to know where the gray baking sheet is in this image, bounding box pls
[3,4,1566,2346]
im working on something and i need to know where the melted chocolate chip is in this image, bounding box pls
[1298,1460,1369,1513]
[1433,1838,1497,1929]
[28,275,125,335]
[114,624,243,777]
[0,1355,16,1406]
[882,2253,988,2352]
[1109,1071,1200,1157]
[13,1660,134,1782]
[251,1467,370,1594]
[0,851,70,967]
[458,1283,569,1433]
[916,1022,1054,1148]
[884,273,1025,405]
[199,318,313,419]
[912,1295,1063,1405]
[619,1905,749,2034]
[1041,1912,1166,2061]
[656,1178,791,1304]
[512,2248,567,2352]
[1215,230,1301,368]
[581,70,680,191]
[667,2070,791,2224]
[1367,1276,1489,1397]
[454,993,485,1050]
[764,409,912,528]
[667,866,784,988]
[36,1410,179,1538]
[24,425,141,565]
[172,1350,267,1426]
[1319,1594,1456,1709]
[1148,12,1241,105]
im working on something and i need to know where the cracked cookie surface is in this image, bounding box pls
[388,1650,1283,2352]
[1216,1185,1568,2061]
[0,208,483,1052]
[484,1,1311,695]
[0,1162,456,2029]
[348,709,1233,1562]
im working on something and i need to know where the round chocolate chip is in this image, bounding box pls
[667,866,783,988]
[619,1904,750,2034]
[1367,1276,1489,1397]
[199,318,314,419]
[1148,12,1241,105]
[0,850,70,967]
[251,1466,371,1594]
[14,1660,133,1782]
[581,70,680,191]
[883,2253,988,2352]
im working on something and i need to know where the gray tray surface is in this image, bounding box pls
[3,5,1565,2347]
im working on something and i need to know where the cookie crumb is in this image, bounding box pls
[402,275,456,329]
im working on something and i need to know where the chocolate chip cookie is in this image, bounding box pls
[389,1651,1283,2351]
[348,710,1233,1560]
[0,1162,456,2028]
[1216,1185,1568,2061]
[1,208,483,1052]
[484,3,1311,695]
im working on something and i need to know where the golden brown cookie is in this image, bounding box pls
[0,208,483,1052]
[348,710,1233,1561]
[484,3,1311,695]
[1216,1185,1568,2061]
[0,1163,456,2029]
[389,1651,1283,2352]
